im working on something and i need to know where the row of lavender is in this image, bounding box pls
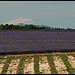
[0,29,75,32]
[0,30,75,40]
[0,30,75,54]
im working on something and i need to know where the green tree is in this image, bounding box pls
[67,28,71,29]
[39,26,45,29]
[11,26,17,30]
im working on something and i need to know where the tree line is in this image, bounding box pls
[0,24,71,30]
[0,24,50,30]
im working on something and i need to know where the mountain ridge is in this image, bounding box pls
[3,18,53,29]
[3,18,41,25]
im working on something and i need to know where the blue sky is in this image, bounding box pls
[0,1,75,29]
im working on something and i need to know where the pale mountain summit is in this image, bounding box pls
[3,18,41,26]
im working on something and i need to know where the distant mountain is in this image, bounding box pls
[3,18,53,29]
[18,23,25,26]
[3,18,41,26]
[44,25,53,29]
[34,25,53,29]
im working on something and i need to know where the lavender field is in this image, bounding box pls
[0,30,75,54]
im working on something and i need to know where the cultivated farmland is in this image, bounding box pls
[0,30,75,74]
[0,53,75,74]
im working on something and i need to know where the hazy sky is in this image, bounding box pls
[0,1,75,29]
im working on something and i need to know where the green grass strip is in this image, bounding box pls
[1,57,13,74]
[0,56,8,59]
[0,57,5,59]
[46,54,57,74]
[71,54,75,57]
[34,55,40,74]
[66,54,75,57]
[17,56,26,74]
[57,54,74,74]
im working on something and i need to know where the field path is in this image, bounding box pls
[23,57,35,74]
[39,56,51,74]
[67,55,75,73]
[6,59,20,74]
[53,56,69,74]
